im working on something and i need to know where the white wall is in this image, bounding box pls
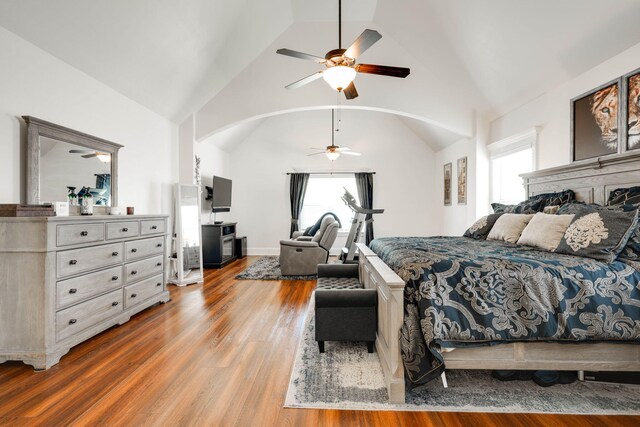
[205,109,440,255]
[489,41,640,169]
[0,26,177,214]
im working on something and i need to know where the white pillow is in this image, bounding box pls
[487,214,535,243]
[517,212,575,251]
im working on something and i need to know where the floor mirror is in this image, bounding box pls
[169,184,204,286]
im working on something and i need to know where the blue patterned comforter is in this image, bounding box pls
[369,236,640,386]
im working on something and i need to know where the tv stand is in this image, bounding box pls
[202,222,237,268]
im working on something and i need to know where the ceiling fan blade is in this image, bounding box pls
[307,152,326,156]
[344,29,382,59]
[285,71,324,90]
[276,48,326,64]
[81,153,98,158]
[69,149,94,153]
[336,147,351,151]
[343,81,358,100]
[342,151,361,156]
[309,147,326,151]
[356,63,410,78]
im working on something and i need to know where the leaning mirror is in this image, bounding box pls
[24,116,121,209]
[169,184,204,286]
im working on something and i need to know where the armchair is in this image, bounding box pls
[279,216,339,276]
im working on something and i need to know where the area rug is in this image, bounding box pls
[235,256,316,281]
[285,302,640,414]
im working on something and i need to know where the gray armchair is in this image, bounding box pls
[279,216,339,276]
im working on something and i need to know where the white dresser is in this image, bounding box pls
[0,215,170,370]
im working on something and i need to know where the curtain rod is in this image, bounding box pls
[286,171,375,175]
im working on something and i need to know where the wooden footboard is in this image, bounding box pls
[357,243,640,404]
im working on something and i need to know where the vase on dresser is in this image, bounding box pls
[0,215,170,370]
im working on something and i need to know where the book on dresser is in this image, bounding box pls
[0,215,170,370]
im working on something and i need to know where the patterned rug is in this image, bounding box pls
[285,301,640,414]
[235,256,317,281]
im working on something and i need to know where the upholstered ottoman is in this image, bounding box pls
[314,264,377,353]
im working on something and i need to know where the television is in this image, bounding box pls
[211,176,232,213]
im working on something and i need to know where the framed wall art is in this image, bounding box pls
[457,157,467,205]
[443,162,452,206]
[571,78,622,162]
[624,68,640,151]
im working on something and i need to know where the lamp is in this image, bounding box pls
[322,66,356,91]
[96,153,111,163]
[326,150,340,161]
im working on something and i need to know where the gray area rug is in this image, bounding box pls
[235,256,316,280]
[285,301,640,414]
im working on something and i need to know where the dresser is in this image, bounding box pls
[0,215,170,370]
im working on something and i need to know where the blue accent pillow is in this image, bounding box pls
[463,213,504,240]
[492,199,544,214]
[529,190,575,208]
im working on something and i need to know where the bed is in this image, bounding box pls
[358,152,640,403]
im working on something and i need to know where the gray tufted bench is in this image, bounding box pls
[314,264,377,353]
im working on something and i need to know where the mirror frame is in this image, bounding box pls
[24,116,122,206]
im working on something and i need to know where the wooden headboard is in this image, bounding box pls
[521,152,640,205]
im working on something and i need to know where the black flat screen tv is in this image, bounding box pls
[211,176,232,213]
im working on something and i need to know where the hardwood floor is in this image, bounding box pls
[0,256,637,426]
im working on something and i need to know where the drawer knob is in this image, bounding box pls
[151,225,158,230]
[122,227,129,232]
[69,319,77,325]
[80,231,88,237]
[112,301,119,306]
[131,248,138,253]
[156,243,162,248]
[131,270,137,275]
[156,262,162,267]
[69,259,78,265]
[131,293,137,298]
[112,276,119,281]
[112,252,119,257]
[156,282,161,287]
[69,288,77,294]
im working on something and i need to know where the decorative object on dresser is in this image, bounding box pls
[24,116,122,214]
[0,215,169,370]
[202,222,237,268]
[169,184,204,285]
[0,204,55,217]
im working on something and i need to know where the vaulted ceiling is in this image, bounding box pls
[1,0,639,147]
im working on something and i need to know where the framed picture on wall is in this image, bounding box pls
[457,157,467,205]
[443,162,452,206]
[571,78,622,162]
[624,68,640,151]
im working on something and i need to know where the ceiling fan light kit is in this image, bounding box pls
[322,65,356,92]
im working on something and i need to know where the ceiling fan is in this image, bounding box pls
[277,0,410,99]
[308,109,361,160]
[69,149,111,162]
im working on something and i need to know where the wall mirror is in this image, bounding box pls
[169,184,204,286]
[24,116,122,207]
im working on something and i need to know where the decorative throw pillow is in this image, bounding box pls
[463,213,503,240]
[529,190,575,208]
[555,205,639,262]
[487,214,535,244]
[492,199,544,214]
[607,186,640,207]
[517,213,575,252]
[543,205,560,214]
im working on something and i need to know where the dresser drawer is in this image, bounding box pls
[56,266,124,309]
[140,219,166,236]
[106,221,140,240]
[124,274,164,309]
[125,255,164,283]
[125,236,165,261]
[57,242,124,278]
[56,289,123,342]
[56,223,105,247]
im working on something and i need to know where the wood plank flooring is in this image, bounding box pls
[0,256,638,426]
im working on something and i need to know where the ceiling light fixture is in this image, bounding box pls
[322,65,356,92]
[96,153,111,163]
[326,147,341,161]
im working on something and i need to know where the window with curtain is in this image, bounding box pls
[300,174,359,231]
[489,129,537,205]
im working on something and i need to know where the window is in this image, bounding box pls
[301,175,360,231]
[489,129,536,205]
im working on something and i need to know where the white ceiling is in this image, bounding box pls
[1,0,640,148]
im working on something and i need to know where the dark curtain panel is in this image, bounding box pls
[289,173,310,237]
[355,172,375,245]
